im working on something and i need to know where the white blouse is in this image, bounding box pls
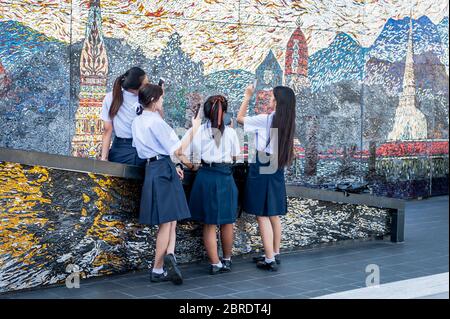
[100,90,140,139]
[244,111,275,154]
[183,122,241,164]
[131,110,181,159]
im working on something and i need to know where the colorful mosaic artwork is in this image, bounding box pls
[0,0,448,198]
[0,161,392,293]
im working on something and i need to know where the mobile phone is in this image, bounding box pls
[253,79,258,88]
[158,78,165,87]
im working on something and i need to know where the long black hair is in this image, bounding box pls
[270,86,296,168]
[109,67,146,119]
[204,95,228,146]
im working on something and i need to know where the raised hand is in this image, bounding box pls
[244,83,256,99]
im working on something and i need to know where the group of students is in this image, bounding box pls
[100,67,296,285]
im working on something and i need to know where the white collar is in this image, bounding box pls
[122,89,137,97]
[142,110,160,117]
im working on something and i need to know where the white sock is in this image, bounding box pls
[222,257,231,261]
[152,267,164,274]
[212,261,223,268]
[274,252,280,256]
[265,257,275,263]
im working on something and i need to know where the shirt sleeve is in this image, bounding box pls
[154,119,182,155]
[243,114,269,133]
[131,119,137,148]
[229,128,241,157]
[183,126,204,163]
[100,93,112,122]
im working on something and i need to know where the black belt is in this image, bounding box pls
[201,160,232,167]
[114,136,133,141]
[147,155,168,163]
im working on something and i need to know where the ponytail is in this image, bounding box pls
[109,67,146,119]
[109,75,125,119]
[136,104,143,115]
[204,95,228,146]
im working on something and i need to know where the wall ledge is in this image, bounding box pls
[0,147,404,210]
[0,147,144,180]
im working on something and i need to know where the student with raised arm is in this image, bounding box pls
[237,84,296,271]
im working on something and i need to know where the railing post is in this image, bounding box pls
[390,208,405,243]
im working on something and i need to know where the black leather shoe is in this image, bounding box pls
[221,259,232,272]
[256,260,278,271]
[253,254,281,265]
[150,271,170,282]
[209,264,226,275]
[164,254,183,285]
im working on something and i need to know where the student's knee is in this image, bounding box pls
[269,215,280,222]
[220,223,234,230]
[159,222,172,230]
[257,216,269,222]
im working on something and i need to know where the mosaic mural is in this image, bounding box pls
[0,161,392,293]
[0,0,448,199]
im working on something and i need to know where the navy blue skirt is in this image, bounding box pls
[108,137,146,167]
[189,164,238,225]
[139,156,191,226]
[243,152,287,216]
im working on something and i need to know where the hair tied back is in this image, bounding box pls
[136,104,143,115]
[211,96,224,126]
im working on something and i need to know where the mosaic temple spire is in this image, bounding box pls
[71,0,109,158]
[387,16,428,141]
[284,17,310,91]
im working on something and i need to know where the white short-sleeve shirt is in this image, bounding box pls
[131,110,182,159]
[244,111,275,153]
[100,90,140,138]
[184,122,241,164]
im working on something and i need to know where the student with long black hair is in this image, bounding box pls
[132,83,200,284]
[184,95,241,275]
[100,67,149,165]
[237,84,296,271]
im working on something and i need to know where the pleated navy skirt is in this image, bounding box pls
[243,152,287,216]
[139,156,191,226]
[189,164,238,225]
[108,137,146,167]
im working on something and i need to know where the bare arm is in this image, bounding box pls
[174,150,195,170]
[101,121,113,161]
[237,84,255,125]
[174,111,202,170]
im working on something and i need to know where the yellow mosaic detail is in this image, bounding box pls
[0,163,50,266]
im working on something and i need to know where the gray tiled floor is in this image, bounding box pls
[417,292,449,299]
[1,196,448,299]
